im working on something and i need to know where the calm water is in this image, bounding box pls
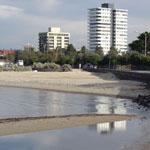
[0,86,149,150]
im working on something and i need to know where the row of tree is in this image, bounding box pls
[2,44,150,68]
[4,44,103,66]
[1,31,150,68]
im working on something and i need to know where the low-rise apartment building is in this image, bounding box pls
[39,27,70,52]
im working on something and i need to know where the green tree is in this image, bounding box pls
[74,52,83,66]
[118,51,132,65]
[83,52,101,66]
[42,51,57,63]
[81,46,88,53]
[56,55,73,65]
[129,51,145,66]
[129,32,150,54]
[66,44,76,56]
[5,53,16,63]
[95,46,104,57]
[18,50,40,65]
[108,47,118,68]
[54,47,63,58]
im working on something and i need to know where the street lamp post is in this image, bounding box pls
[135,31,147,56]
[144,32,147,56]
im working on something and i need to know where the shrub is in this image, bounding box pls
[32,62,72,72]
[0,65,32,72]
[32,62,44,69]
[61,64,72,72]
[2,67,12,71]
[0,66,3,72]
[33,62,61,71]
[14,66,32,72]
[43,63,61,71]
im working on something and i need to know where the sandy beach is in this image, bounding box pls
[0,70,149,99]
[0,114,136,136]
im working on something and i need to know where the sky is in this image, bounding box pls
[0,0,150,50]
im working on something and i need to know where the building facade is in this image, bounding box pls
[88,3,128,54]
[39,27,70,52]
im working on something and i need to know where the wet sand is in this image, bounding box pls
[0,114,136,136]
[0,71,149,99]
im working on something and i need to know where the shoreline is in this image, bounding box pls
[0,71,149,99]
[0,84,135,100]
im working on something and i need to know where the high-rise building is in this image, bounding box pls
[39,27,70,52]
[88,3,128,54]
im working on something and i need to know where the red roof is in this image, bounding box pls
[0,50,15,56]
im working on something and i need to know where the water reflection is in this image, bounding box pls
[97,121,126,134]
[0,86,128,135]
[0,87,96,118]
[0,86,147,150]
[88,96,127,134]
[0,87,128,135]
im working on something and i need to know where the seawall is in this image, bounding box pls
[84,68,150,84]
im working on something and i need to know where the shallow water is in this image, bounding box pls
[0,86,149,150]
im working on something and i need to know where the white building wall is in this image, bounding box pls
[49,27,60,33]
[88,4,128,54]
[61,36,65,48]
[39,27,70,52]
[113,9,128,52]
[88,8,112,54]
[54,36,57,50]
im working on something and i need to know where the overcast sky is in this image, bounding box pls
[0,0,149,49]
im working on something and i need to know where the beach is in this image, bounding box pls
[0,70,149,99]
[0,114,136,136]
[0,71,146,143]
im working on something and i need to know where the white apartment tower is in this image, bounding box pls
[39,27,70,52]
[88,3,128,54]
